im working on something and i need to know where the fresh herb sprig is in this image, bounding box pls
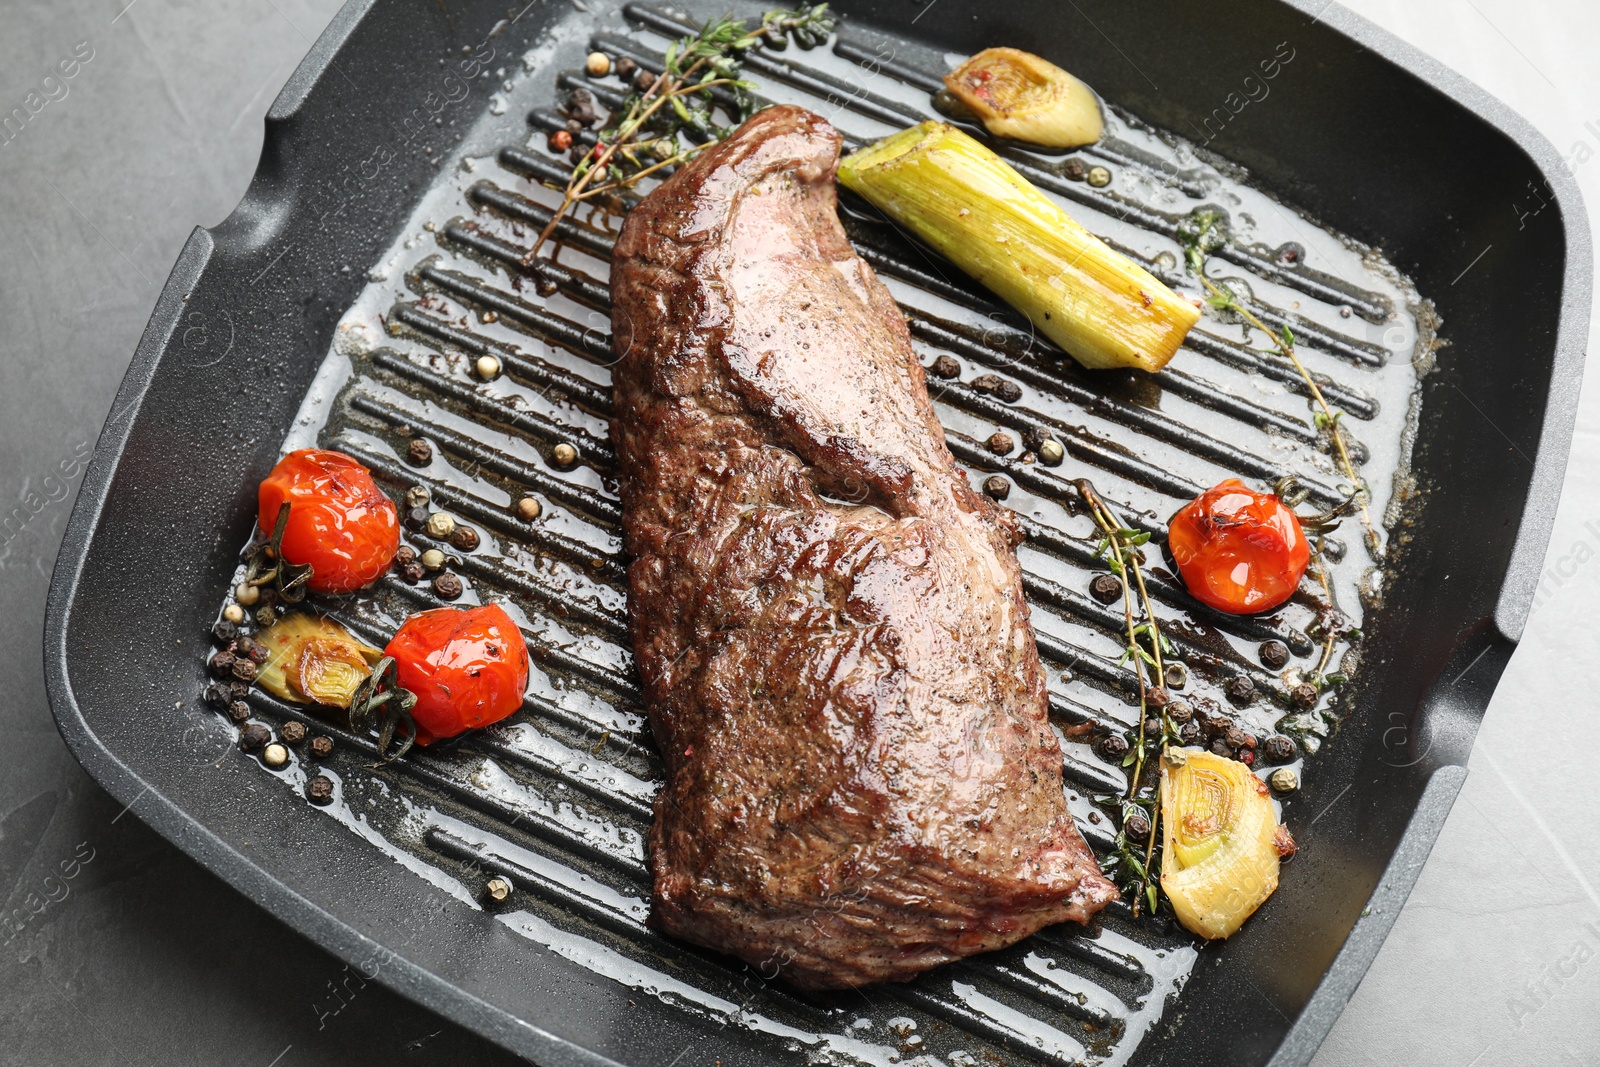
[1178,211,1380,559]
[242,502,313,604]
[1077,479,1176,917]
[519,5,835,267]
[1273,475,1356,692]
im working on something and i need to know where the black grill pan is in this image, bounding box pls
[44,1,1589,1065]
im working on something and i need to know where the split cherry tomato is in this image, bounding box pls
[258,449,399,594]
[1168,479,1309,615]
[384,604,529,744]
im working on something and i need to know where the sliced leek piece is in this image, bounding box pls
[944,47,1103,148]
[1159,748,1294,939]
[837,122,1198,372]
[255,613,383,707]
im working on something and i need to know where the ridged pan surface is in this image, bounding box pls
[218,2,1430,1064]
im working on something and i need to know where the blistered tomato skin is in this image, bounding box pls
[1168,479,1310,615]
[258,449,400,594]
[385,604,530,744]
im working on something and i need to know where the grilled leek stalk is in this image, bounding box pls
[944,47,1103,148]
[1159,748,1295,939]
[255,613,383,708]
[837,122,1198,372]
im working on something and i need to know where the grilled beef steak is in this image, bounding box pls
[611,105,1117,990]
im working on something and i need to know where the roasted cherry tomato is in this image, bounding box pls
[1168,479,1309,615]
[384,604,529,744]
[258,449,399,594]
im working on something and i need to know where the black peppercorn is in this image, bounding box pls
[1143,717,1163,740]
[280,720,308,745]
[1063,157,1088,181]
[309,735,335,759]
[203,682,231,709]
[930,354,960,379]
[634,68,656,92]
[1167,700,1193,725]
[1089,573,1122,604]
[239,723,271,751]
[395,545,417,567]
[247,643,269,665]
[614,56,637,81]
[561,87,597,127]
[1225,675,1256,705]
[407,438,434,466]
[970,373,1003,395]
[227,700,252,723]
[1291,682,1319,709]
[210,650,236,677]
[211,619,238,645]
[986,431,1015,456]
[231,658,259,684]
[307,775,335,805]
[1095,733,1129,763]
[405,506,430,531]
[1259,640,1290,670]
[433,572,464,600]
[1178,720,1201,744]
[1123,812,1151,841]
[1210,738,1231,756]
[451,525,481,552]
[994,379,1022,403]
[983,475,1011,501]
[1224,727,1249,750]
[1146,687,1171,710]
[1203,712,1234,738]
[1262,734,1296,763]
[228,681,252,702]
[402,561,426,584]
[234,635,256,658]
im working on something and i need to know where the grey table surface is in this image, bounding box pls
[0,1,1594,1065]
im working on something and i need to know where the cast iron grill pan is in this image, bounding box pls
[45,1,1589,1066]
[225,2,1427,1063]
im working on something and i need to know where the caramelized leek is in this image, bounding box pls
[1159,748,1294,939]
[837,123,1198,372]
[944,47,1103,148]
[255,613,382,708]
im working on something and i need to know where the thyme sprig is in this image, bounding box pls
[518,4,835,267]
[348,655,420,762]
[1179,211,1380,559]
[1077,479,1176,917]
[243,502,313,605]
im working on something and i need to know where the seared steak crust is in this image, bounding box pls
[611,105,1117,990]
